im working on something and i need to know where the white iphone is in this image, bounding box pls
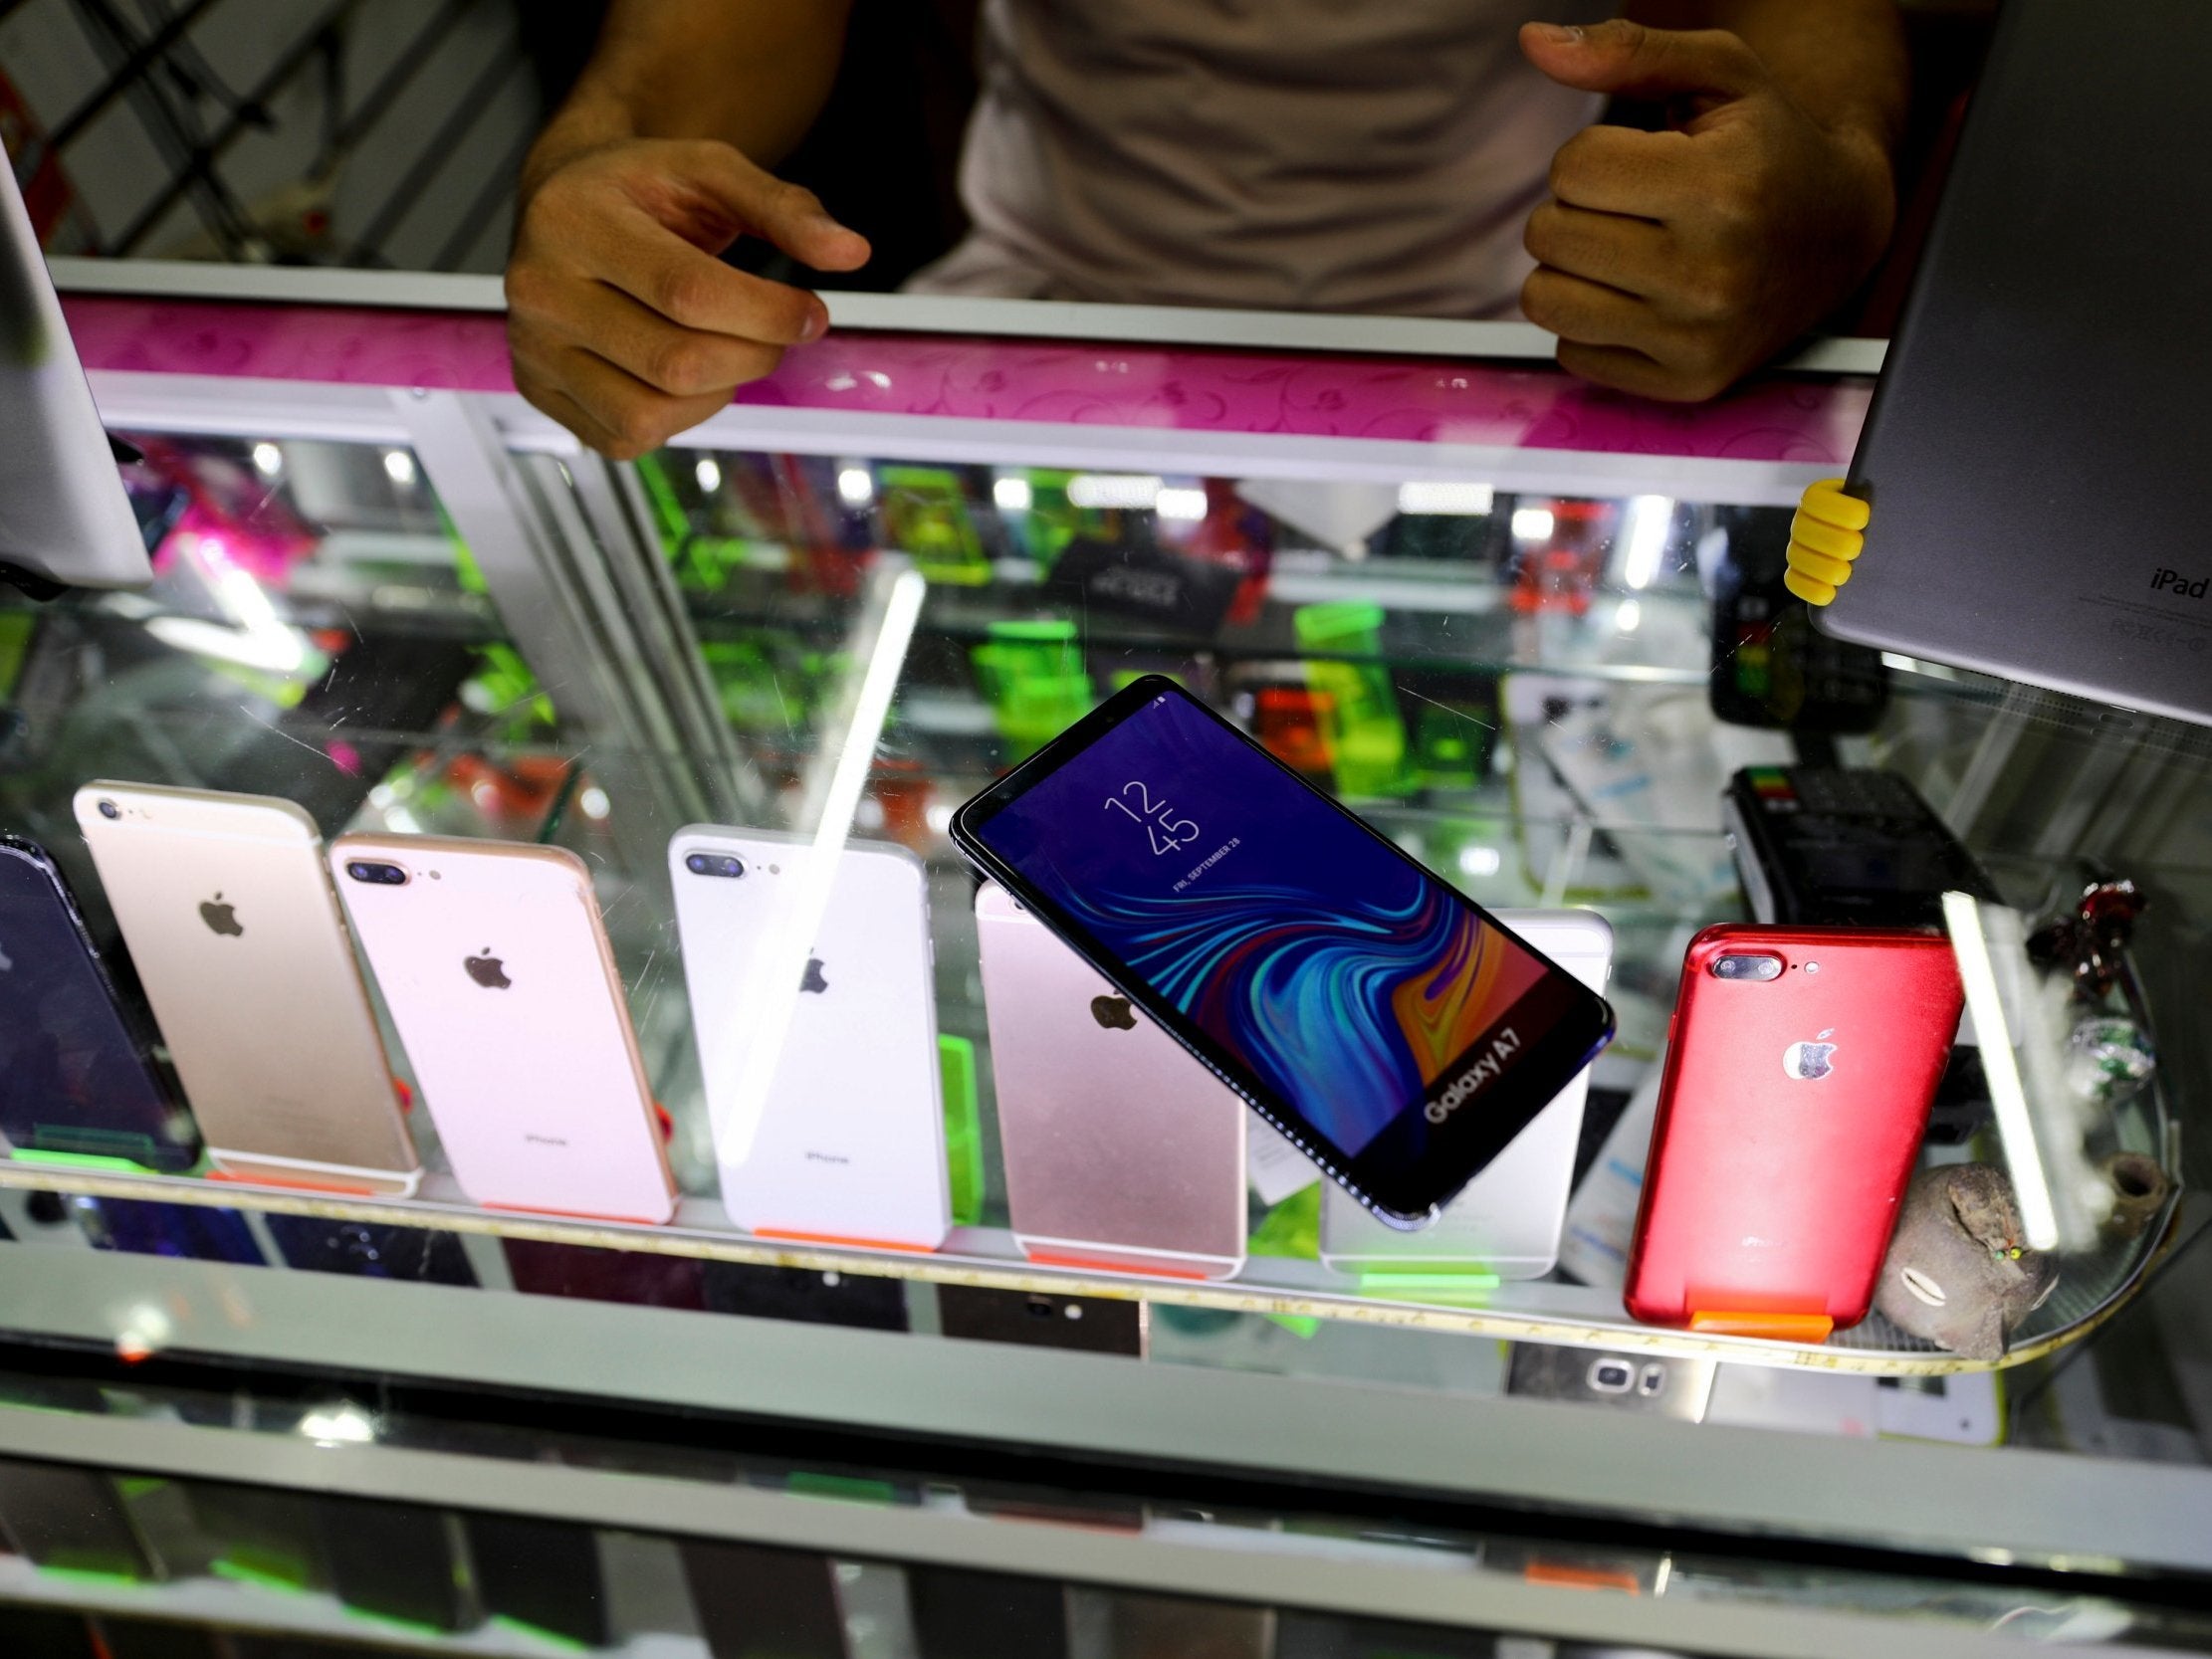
[1319,909,1613,1279]
[670,827,949,1251]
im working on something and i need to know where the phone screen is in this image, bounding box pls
[961,683,1610,1211]
[0,844,192,1170]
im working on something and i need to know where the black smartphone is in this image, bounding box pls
[264,1215,476,1286]
[76,1197,262,1265]
[0,835,197,1172]
[951,676,1615,1223]
[461,1512,609,1649]
[313,1495,472,1632]
[909,1565,1068,1659]
[181,1479,326,1590]
[0,1458,160,1579]
[1707,506,1888,732]
[1275,1611,1487,1659]
[678,1538,847,1659]
[1096,1591,1273,1659]
[700,1262,908,1331]
[500,1238,707,1308]
[1722,765,2000,929]
[936,1286,1144,1357]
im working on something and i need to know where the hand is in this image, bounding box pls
[1517,19,1894,402]
[506,137,870,457]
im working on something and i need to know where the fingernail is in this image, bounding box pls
[1529,22,1583,43]
[799,304,828,343]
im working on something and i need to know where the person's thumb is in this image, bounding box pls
[1519,18,1763,106]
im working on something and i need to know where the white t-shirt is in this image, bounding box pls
[907,0,1618,316]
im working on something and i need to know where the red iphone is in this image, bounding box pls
[1624,925,1963,1339]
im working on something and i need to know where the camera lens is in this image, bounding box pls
[1590,1359,1634,1393]
[346,862,369,881]
[720,856,744,879]
[685,853,710,875]
[98,799,120,820]
[1711,953,1782,982]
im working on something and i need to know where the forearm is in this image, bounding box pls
[524,0,854,196]
[1625,0,1907,157]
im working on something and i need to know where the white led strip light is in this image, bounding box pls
[1941,890,2060,1249]
[707,567,929,1163]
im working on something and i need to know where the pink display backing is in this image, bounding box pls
[63,295,1870,463]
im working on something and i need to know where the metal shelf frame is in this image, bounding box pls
[0,1156,2177,1378]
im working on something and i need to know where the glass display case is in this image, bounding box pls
[2,263,2208,1655]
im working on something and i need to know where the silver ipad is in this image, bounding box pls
[0,159,149,592]
[1821,0,2211,728]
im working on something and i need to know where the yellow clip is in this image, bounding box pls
[1784,478,1872,606]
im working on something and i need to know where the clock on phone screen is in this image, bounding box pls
[1104,780,1200,857]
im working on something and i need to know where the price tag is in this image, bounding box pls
[1246,1116,1320,1206]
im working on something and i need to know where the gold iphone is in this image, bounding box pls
[73,782,420,1194]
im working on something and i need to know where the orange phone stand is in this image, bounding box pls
[1688,1309,1836,1343]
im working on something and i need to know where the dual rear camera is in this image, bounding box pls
[1710,952,1784,981]
[685,853,745,880]
[345,861,408,886]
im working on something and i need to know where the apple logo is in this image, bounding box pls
[1782,1030,1838,1082]
[199,893,243,937]
[799,956,829,994]
[1090,994,1137,1031]
[464,948,512,989]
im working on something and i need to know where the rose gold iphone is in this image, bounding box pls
[976,881,1245,1279]
[331,833,676,1224]
[73,782,420,1194]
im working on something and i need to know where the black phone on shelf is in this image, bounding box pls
[909,1564,1069,1659]
[264,1215,476,1286]
[1707,507,1888,732]
[462,1512,610,1648]
[0,834,197,1172]
[936,1285,1145,1356]
[679,1538,848,1659]
[314,1495,474,1632]
[0,1458,161,1579]
[701,1262,909,1331]
[1723,765,2000,929]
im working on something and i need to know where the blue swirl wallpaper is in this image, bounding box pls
[976,692,1542,1154]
